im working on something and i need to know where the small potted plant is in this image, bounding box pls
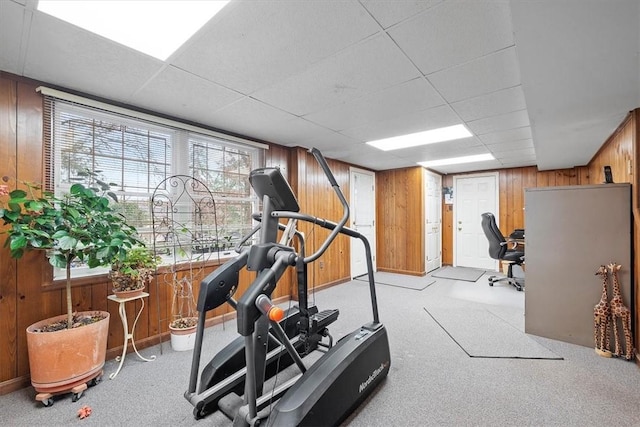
[0,176,142,400]
[168,277,198,351]
[109,246,161,298]
[169,315,199,351]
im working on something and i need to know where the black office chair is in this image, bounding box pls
[480,212,525,291]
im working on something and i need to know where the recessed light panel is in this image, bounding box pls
[418,153,495,167]
[366,124,472,151]
[37,0,230,60]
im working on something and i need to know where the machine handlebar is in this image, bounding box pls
[301,148,350,263]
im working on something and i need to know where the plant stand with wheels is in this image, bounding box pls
[26,311,110,407]
[107,292,156,379]
[35,370,103,407]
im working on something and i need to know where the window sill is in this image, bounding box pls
[44,251,239,291]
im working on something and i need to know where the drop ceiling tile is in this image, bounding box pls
[173,1,381,94]
[258,117,340,147]
[388,1,514,75]
[479,127,533,145]
[431,159,503,174]
[24,12,163,102]
[321,141,373,158]
[496,147,536,159]
[0,1,25,74]
[466,110,530,136]
[252,34,420,116]
[511,0,639,170]
[427,48,521,103]
[420,144,490,161]
[499,158,537,167]
[207,97,298,142]
[207,98,346,147]
[338,149,410,170]
[487,139,534,153]
[341,104,460,142]
[303,78,444,131]
[133,66,244,125]
[300,131,363,152]
[451,86,526,122]
[359,0,443,29]
[392,137,483,160]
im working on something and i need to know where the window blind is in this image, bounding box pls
[41,90,264,279]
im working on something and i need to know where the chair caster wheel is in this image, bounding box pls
[42,398,54,407]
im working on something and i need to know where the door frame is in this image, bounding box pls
[452,172,499,269]
[424,169,442,273]
[349,167,377,278]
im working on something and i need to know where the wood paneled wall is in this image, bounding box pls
[0,73,356,394]
[0,75,48,391]
[290,147,352,289]
[588,113,634,186]
[375,167,425,275]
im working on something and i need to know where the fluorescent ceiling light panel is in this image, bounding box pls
[418,153,495,167]
[366,124,472,151]
[37,0,230,60]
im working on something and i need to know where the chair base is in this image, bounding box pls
[488,275,524,291]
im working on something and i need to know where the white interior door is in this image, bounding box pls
[453,173,498,270]
[350,168,376,278]
[425,169,442,273]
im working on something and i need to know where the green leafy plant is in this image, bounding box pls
[109,246,161,292]
[0,176,143,329]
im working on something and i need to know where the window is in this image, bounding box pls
[43,93,265,280]
[189,137,255,246]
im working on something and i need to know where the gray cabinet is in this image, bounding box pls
[524,184,631,348]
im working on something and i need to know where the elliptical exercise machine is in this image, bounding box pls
[185,148,390,426]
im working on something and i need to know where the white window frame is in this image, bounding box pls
[42,89,266,281]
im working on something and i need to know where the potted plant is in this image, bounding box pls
[169,316,199,351]
[168,277,198,351]
[0,176,142,399]
[109,246,161,298]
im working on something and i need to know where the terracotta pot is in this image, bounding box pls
[111,275,147,299]
[112,286,145,299]
[26,311,110,393]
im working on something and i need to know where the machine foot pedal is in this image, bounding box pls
[218,392,244,420]
[311,309,339,330]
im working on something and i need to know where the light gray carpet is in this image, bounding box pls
[431,266,486,282]
[356,271,436,291]
[423,302,562,359]
[3,272,640,426]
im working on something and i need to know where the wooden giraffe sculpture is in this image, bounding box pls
[593,266,612,357]
[608,262,633,360]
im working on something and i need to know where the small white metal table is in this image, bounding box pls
[107,292,156,379]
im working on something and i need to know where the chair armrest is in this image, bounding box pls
[501,240,519,250]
